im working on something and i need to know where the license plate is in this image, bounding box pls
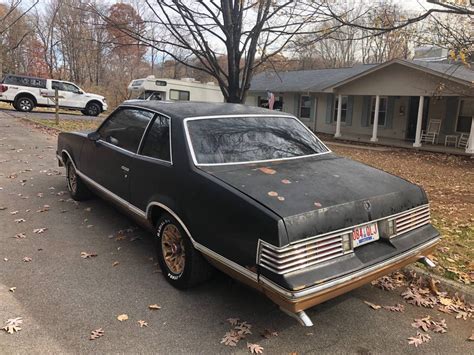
[352,222,379,248]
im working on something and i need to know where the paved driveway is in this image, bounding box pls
[0,107,102,121]
[0,112,472,354]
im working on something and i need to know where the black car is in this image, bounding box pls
[57,101,439,326]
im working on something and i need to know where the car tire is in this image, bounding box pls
[65,160,92,201]
[155,214,213,289]
[84,102,101,117]
[14,96,35,112]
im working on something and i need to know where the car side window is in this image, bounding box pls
[140,115,170,162]
[62,83,80,93]
[98,108,154,153]
[51,81,64,91]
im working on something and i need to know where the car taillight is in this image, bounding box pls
[0,84,8,93]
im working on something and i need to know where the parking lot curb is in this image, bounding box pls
[405,265,473,302]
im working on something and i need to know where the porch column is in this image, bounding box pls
[466,116,474,154]
[335,94,342,138]
[413,96,424,147]
[370,95,380,142]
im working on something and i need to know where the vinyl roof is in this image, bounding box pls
[121,100,280,119]
[249,59,474,93]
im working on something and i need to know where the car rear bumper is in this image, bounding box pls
[259,236,439,313]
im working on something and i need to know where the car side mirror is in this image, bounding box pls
[77,90,84,95]
[87,131,100,141]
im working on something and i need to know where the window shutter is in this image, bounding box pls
[345,96,354,126]
[361,95,371,127]
[385,97,395,128]
[442,97,458,134]
[325,94,334,124]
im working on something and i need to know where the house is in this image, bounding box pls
[247,59,474,154]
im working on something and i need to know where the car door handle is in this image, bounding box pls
[121,165,130,172]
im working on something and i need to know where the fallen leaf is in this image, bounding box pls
[247,342,264,354]
[2,317,22,334]
[14,233,26,239]
[80,252,97,259]
[33,228,47,234]
[411,316,431,332]
[408,332,431,347]
[90,328,104,340]
[10,210,19,215]
[364,301,381,310]
[267,191,278,197]
[227,318,240,326]
[221,330,240,346]
[22,256,32,262]
[85,207,91,212]
[3,258,8,262]
[383,304,405,312]
[9,287,16,292]
[261,328,278,338]
[117,314,128,322]
[36,205,50,213]
[148,304,161,310]
[137,320,148,328]
[277,196,285,201]
[281,179,291,184]
[112,261,119,267]
[314,202,322,208]
[258,167,276,175]
[14,218,25,223]
[468,330,474,341]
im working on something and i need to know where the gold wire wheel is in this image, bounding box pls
[161,224,186,275]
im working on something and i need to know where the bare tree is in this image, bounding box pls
[96,1,337,103]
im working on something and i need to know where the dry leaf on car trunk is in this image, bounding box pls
[408,332,431,347]
[221,330,240,346]
[258,167,276,175]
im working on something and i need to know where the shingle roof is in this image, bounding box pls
[249,60,474,93]
[249,64,377,92]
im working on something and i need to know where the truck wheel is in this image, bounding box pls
[84,102,101,116]
[14,96,34,112]
[155,214,213,289]
[66,160,92,201]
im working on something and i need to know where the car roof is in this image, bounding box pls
[120,100,289,120]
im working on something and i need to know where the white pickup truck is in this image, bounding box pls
[0,74,107,116]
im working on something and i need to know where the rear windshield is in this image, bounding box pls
[186,116,329,165]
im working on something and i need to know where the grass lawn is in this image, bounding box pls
[24,117,474,284]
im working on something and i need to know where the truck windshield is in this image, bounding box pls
[186,116,329,165]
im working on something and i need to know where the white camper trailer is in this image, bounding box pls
[127,76,224,102]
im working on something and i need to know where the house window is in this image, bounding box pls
[169,89,190,101]
[333,96,348,123]
[300,95,311,119]
[370,96,387,126]
[457,99,473,133]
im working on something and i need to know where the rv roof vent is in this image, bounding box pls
[181,77,197,83]
[146,75,156,79]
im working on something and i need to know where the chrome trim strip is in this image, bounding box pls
[182,114,331,167]
[61,150,257,283]
[194,242,258,282]
[259,204,430,252]
[76,169,146,219]
[260,237,440,300]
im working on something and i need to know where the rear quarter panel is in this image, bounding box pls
[57,132,87,169]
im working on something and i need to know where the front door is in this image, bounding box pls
[80,107,154,201]
[406,96,430,140]
[51,81,85,108]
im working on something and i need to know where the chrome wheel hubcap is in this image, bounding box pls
[162,224,185,275]
[20,99,32,111]
[67,164,77,193]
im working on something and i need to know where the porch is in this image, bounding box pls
[323,132,472,156]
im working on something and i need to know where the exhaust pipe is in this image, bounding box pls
[419,256,436,268]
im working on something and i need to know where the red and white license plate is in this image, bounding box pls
[352,222,379,248]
